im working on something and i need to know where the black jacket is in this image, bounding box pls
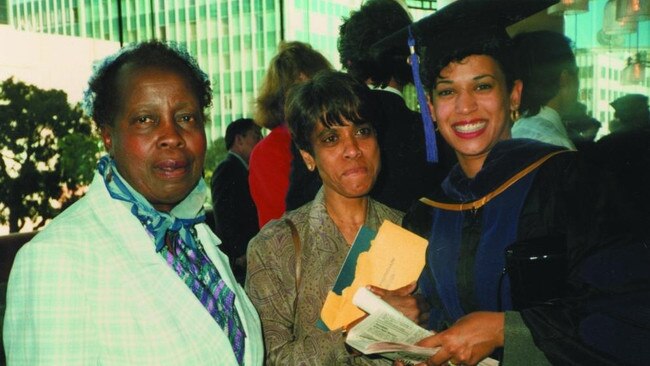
[211,153,259,275]
[404,139,650,366]
[369,89,456,212]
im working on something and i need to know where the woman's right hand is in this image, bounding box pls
[410,311,505,366]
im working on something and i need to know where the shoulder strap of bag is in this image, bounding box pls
[284,218,302,292]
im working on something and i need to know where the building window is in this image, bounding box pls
[0,0,8,24]
[406,0,436,11]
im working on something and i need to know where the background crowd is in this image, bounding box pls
[3,0,650,365]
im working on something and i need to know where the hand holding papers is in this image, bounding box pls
[345,287,437,363]
[346,288,500,366]
[317,220,428,331]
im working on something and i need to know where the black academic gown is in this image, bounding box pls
[369,89,455,212]
[588,127,650,227]
[404,138,650,365]
[211,152,259,282]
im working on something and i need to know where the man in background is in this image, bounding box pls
[591,94,650,227]
[564,102,601,150]
[211,118,262,284]
[609,94,650,133]
[512,31,579,150]
[337,0,455,212]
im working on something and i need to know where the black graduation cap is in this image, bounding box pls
[371,0,558,163]
[373,0,558,70]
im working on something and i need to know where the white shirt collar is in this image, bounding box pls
[536,106,562,124]
[369,84,403,99]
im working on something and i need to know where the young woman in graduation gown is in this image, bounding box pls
[370,1,650,365]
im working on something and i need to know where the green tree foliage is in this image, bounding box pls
[0,77,101,233]
[203,137,227,185]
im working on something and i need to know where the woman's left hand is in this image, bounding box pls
[414,311,504,366]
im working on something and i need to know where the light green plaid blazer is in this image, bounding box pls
[3,173,263,365]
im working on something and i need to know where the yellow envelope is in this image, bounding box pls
[318,220,428,331]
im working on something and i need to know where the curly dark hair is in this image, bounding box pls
[84,40,212,128]
[338,0,412,87]
[422,35,519,94]
[285,70,380,155]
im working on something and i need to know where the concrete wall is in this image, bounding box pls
[0,25,119,104]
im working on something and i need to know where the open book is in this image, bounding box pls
[346,287,500,366]
[317,220,428,331]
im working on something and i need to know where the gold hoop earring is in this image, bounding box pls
[510,108,520,122]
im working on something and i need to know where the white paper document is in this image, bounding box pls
[345,287,499,365]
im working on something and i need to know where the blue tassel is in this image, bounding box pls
[408,27,438,163]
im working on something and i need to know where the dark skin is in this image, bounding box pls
[382,295,503,366]
[366,282,423,325]
[392,312,504,366]
[100,64,206,212]
[299,120,380,244]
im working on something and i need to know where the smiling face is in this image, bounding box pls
[101,64,206,212]
[430,54,522,177]
[300,119,380,200]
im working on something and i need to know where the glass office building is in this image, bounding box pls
[7,0,650,139]
[0,0,9,24]
[8,0,367,141]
